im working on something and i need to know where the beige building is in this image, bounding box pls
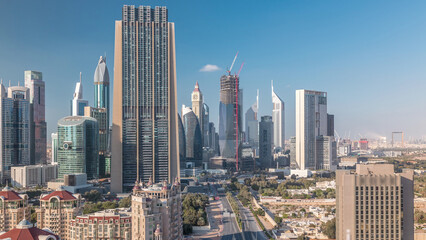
[70,208,131,240]
[336,164,414,240]
[132,178,183,240]
[0,186,30,232]
[191,81,203,133]
[36,189,82,240]
[11,164,58,188]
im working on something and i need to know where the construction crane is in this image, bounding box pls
[235,62,244,171]
[227,51,239,75]
[392,132,404,147]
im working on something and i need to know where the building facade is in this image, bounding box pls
[218,74,242,159]
[70,208,131,240]
[11,164,57,188]
[37,190,82,240]
[131,178,182,240]
[71,73,88,116]
[272,82,285,150]
[0,186,30,232]
[0,219,60,240]
[259,116,273,169]
[57,116,99,179]
[181,106,202,168]
[315,136,337,170]
[51,132,58,163]
[112,5,180,192]
[245,90,258,154]
[336,164,414,240]
[94,56,110,121]
[191,82,203,135]
[24,70,47,165]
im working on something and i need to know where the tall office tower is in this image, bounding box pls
[289,136,297,168]
[182,106,202,167]
[8,86,31,167]
[327,114,334,137]
[177,114,186,168]
[203,103,210,147]
[316,135,337,170]
[57,116,99,179]
[245,90,259,153]
[51,132,58,163]
[259,116,273,169]
[132,179,183,240]
[295,89,328,170]
[191,82,203,132]
[112,5,179,193]
[0,186,30,232]
[240,143,255,172]
[336,164,414,240]
[219,74,242,159]
[37,190,82,240]
[24,71,46,165]
[271,82,285,150]
[71,73,88,116]
[84,106,108,177]
[208,122,217,154]
[94,56,110,116]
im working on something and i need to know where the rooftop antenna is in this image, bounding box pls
[8,80,11,87]
[80,72,82,83]
[256,89,259,109]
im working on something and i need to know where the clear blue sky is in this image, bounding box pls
[1,0,426,142]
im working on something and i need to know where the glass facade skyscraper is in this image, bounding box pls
[25,70,47,165]
[57,116,99,179]
[272,82,285,150]
[112,5,179,192]
[245,90,258,154]
[182,106,202,167]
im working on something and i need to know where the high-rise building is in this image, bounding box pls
[272,82,285,150]
[177,114,186,168]
[295,89,329,170]
[336,164,414,240]
[259,116,273,169]
[94,56,110,118]
[327,114,334,137]
[0,84,31,182]
[240,143,255,172]
[51,132,58,163]
[71,73,88,116]
[209,122,217,154]
[181,106,202,167]
[245,90,259,153]
[219,74,242,159]
[203,103,210,148]
[0,186,30,232]
[57,116,99,179]
[84,106,108,177]
[112,5,180,192]
[315,135,337,170]
[37,190,82,240]
[70,208,131,240]
[191,82,203,132]
[132,179,183,240]
[24,70,46,165]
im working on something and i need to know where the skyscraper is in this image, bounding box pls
[191,82,203,133]
[24,70,46,165]
[57,116,99,179]
[245,90,258,153]
[219,74,242,160]
[181,106,202,167]
[51,132,58,163]
[202,103,210,148]
[295,89,328,170]
[84,106,108,177]
[259,116,273,169]
[336,164,414,240]
[71,73,88,116]
[94,56,110,114]
[177,114,186,168]
[272,81,285,150]
[112,5,179,192]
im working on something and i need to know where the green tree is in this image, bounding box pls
[83,190,103,202]
[321,218,336,239]
[118,196,131,208]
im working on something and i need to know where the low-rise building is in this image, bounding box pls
[0,186,30,232]
[36,189,82,240]
[70,208,131,240]
[132,178,183,240]
[0,219,60,240]
[11,164,58,188]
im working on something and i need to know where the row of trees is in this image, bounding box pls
[182,193,209,234]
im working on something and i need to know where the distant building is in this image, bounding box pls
[182,106,202,167]
[336,164,414,240]
[259,116,273,169]
[245,91,259,154]
[84,106,109,177]
[316,136,337,170]
[202,103,210,148]
[11,164,58,188]
[289,136,297,168]
[71,73,88,116]
[93,56,110,123]
[47,173,92,194]
[0,186,30,232]
[112,5,180,192]
[191,82,204,136]
[70,208,131,240]
[327,114,334,137]
[37,190,82,240]
[177,114,186,168]
[209,156,226,170]
[25,70,47,165]
[219,74,242,159]
[132,178,183,240]
[359,138,369,150]
[57,116,99,179]
[240,143,255,171]
[51,132,58,163]
[0,219,60,240]
[272,82,285,150]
